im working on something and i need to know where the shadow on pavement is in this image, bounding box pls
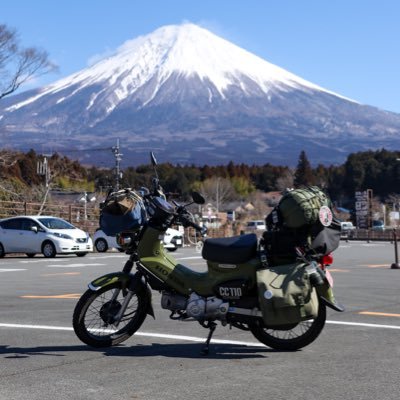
[0,342,278,360]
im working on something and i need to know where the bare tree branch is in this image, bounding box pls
[0,24,57,100]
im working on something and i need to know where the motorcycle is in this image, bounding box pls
[73,153,344,354]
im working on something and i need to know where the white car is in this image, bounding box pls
[246,220,266,231]
[0,216,93,258]
[93,227,183,252]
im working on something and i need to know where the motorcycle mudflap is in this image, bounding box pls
[256,263,318,327]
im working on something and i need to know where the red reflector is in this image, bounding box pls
[322,253,333,265]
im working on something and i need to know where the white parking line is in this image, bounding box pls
[326,320,400,330]
[0,269,27,273]
[87,255,128,260]
[0,319,400,346]
[47,263,105,268]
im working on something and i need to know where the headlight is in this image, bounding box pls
[52,232,73,240]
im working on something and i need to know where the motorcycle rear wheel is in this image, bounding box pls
[249,301,326,351]
[73,282,148,348]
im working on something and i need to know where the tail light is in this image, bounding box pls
[321,253,333,266]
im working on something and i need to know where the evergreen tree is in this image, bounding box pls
[294,150,314,187]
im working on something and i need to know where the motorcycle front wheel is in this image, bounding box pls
[249,301,326,351]
[73,282,148,348]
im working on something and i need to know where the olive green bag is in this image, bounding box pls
[278,186,329,228]
[256,263,318,327]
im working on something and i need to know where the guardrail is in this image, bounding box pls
[342,229,396,242]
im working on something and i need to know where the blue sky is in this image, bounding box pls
[2,0,400,113]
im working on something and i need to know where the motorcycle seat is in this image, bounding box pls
[202,233,258,264]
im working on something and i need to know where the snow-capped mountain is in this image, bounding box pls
[1,23,399,166]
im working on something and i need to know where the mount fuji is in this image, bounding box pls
[1,23,399,166]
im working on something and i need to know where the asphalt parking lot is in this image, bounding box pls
[1,241,400,400]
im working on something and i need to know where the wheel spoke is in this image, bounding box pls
[83,288,140,337]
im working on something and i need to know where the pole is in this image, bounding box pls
[391,228,400,269]
[112,139,123,191]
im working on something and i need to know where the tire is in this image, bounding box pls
[42,241,57,258]
[26,253,36,258]
[95,238,108,253]
[0,243,5,258]
[76,252,88,257]
[72,282,148,348]
[249,301,326,351]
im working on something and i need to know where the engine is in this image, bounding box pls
[161,291,229,321]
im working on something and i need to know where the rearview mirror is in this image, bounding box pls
[150,152,158,167]
[192,191,205,205]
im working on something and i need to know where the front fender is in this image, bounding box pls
[89,271,132,291]
[88,271,155,318]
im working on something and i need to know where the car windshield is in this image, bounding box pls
[38,218,76,230]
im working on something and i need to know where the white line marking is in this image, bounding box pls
[87,255,127,260]
[177,256,203,260]
[47,263,104,268]
[0,269,27,272]
[1,319,400,346]
[326,320,400,330]
[0,323,262,346]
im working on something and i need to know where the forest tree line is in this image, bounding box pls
[1,148,399,208]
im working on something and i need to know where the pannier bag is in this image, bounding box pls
[256,263,318,327]
[99,189,146,236]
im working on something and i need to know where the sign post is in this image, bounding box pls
[355,189,373,229]
[391,228,400,269]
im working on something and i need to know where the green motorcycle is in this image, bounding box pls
[73,154,343,354]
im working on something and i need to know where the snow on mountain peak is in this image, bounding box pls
[5,23,351,113]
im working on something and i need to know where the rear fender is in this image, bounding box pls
[316,283,345,312]
[88,271,155,318]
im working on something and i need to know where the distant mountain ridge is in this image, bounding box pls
[0,23,399,166]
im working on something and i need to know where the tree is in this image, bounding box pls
[294,150,314,187]
[200,177,235,212]
[0,24,56,100]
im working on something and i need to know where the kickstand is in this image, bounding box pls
[201,322,217,356]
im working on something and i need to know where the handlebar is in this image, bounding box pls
[178,213,207,236]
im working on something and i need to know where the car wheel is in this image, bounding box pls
[0,243,5,258]
[26,253,36,258]
[42,241,57,258]
[95,238,108,252]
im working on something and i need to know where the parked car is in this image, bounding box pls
[372,220,385,231]
[340,221,355,231]
[246,220,266,231]
[0,216,93,258]
[162,227,184,251]
[93,227,183,252]
[340,221,356,238]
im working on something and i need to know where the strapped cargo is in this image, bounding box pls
[99,189,146,236]
[263,186,341,265]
